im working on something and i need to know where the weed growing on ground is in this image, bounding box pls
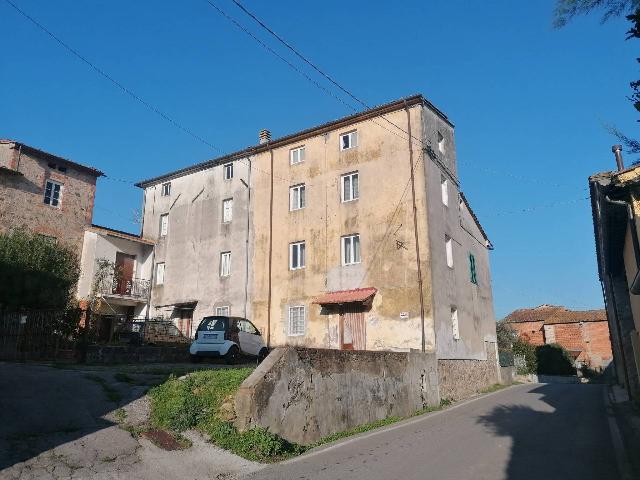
[478,383,508,394]
[114,408,127,424]
[84,374,122,403]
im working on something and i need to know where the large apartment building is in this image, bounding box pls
[0,139,103,257]
[136,95,497,366]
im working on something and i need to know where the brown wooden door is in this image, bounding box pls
[115,253,135,294]
[340,306,366,350]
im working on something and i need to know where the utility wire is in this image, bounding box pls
[2,0,225,156]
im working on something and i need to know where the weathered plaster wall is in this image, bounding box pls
[0,143,97,257]
[421,107,497,361]
[234,347,440,445]
[141,158,252,329]
[250,105,436,351]
[437,341,499,402]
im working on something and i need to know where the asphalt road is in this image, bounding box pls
[247,383,621,480]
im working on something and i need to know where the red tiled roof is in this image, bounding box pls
[313,287,378,305]
[503,304,606,325]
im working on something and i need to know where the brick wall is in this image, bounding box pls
[512,319,613,369]
[510,321,545,346]
[0,144,97,258]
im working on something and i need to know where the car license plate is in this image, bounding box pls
[204,333,217,339]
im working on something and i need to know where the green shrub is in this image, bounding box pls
[0,228,79,310]
[513,338,537,374]
[535,343,576,375]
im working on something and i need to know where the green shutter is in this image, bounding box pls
[469,253,477,284]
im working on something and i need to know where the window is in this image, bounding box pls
[340,130,358,151]
[160,214,169,237]
[220,251,231,277]
[216,306,230,316]
[341,172,359,202]
[445,235,453,268]
[223,198,233,223]
[239,319,258,334]
[288,306,306,336]
[289,184,306,211]
[441,175,449,207]
[161,182,171,196]
[223,163,233,180]
[289,241,306,270]
[290,146,305,165]
[451,307,460,340]
[155,263,165,285]
[43,180,62,207]
[437,131,445,154]
[469,253,478,284]
[342,234,361,266]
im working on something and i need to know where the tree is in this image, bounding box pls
[553,0,640,156]
[0,229,80,310]
[496,320,518,351]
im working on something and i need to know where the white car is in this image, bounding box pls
[189,316,268,364]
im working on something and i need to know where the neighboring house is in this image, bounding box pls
[136,94,498,386]
[0,139,103,256]
[590,146,640,398]
[504,305,613,369]
[77,225,154,342]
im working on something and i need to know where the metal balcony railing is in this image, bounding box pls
[100,277,151,299]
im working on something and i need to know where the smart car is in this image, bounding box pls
[189,316,268,364]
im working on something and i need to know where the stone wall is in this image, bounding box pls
[234,347,439,445]
[85,345,189,364]
[437,341,499,402]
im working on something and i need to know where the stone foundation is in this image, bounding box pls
[85,345,189,364]
[437,342,499,402]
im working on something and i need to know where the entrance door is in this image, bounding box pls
[115,253,135,295]
[340,305,366,350]
[178,308,194,339]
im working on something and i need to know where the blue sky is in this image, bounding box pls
[1,0,637,318]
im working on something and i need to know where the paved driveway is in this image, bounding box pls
[246,383,621,480]
[0,362,259,479]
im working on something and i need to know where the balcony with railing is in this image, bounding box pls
[99,277,151,302]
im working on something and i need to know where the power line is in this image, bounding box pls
[2,0,225,156]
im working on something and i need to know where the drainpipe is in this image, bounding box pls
[404,101,426,353]
[266,149,274,348]
[243,157,252,319]
[606,275,633,398]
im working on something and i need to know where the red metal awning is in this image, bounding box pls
[313,287,377,305]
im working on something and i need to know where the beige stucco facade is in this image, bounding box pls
[136,95,496,359]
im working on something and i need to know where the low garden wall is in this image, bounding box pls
[437,341,500,402]
[234,347,440,445]
[85,345,189,364]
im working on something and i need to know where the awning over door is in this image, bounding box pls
[313,287,377,305]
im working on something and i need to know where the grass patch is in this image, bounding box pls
[478,383,508,394]
[148,368,306,462]
[114,408,127,424]
[84,374,122,403]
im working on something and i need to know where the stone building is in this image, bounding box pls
[503,304,613,369]
[590,147,640,398]
[0,139,103,256]
[136,95,499,394]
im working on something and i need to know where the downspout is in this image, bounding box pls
[243,157,252,319]
[605,195,640,293]
[606,274,632,397]
[266,149,274,348]
[404,102,426,352]
[15,144,23,172]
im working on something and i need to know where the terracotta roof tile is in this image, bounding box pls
[313,287,377,305]
[503,305,606,325]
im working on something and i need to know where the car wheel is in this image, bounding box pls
[257,348,269,364]
[225,345,239,365]
[190,354,202,363]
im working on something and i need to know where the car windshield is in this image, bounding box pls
[198,317,227,332]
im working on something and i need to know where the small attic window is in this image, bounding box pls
[437,132,445,154]
[58,166,67,173]
[48,162,56,169]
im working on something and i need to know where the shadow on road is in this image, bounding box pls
[0,360,251,471]
[477,383,619,480]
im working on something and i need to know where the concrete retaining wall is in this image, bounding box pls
[234,347,439,445]
[85,345,189,364]
[437,341,499,401]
